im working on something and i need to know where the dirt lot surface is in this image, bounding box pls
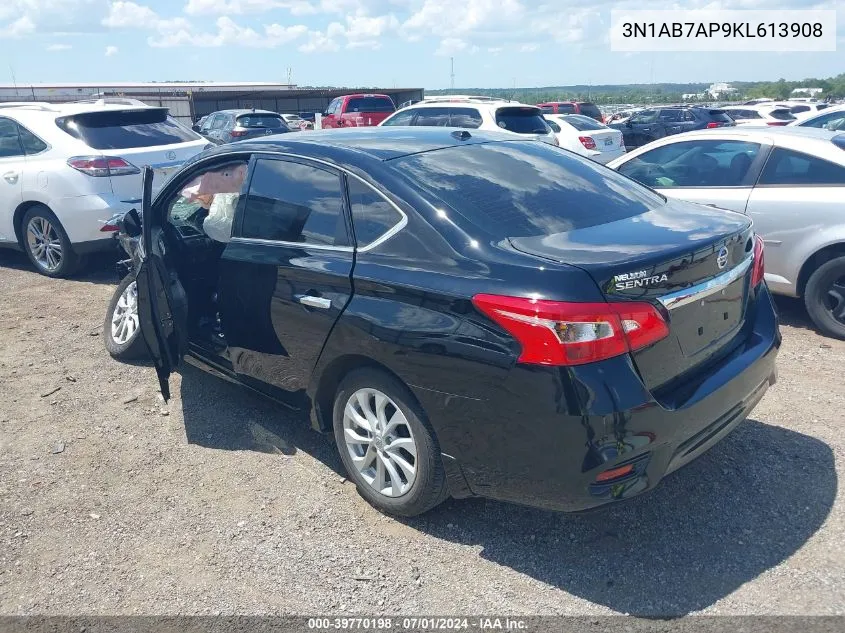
[1,250,843,617]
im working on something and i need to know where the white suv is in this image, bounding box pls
[0,101,209,277]
[379,97,558,146]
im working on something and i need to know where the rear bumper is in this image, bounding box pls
[590,148,627,164]
[414,284,781,512]
[50,194,137,244]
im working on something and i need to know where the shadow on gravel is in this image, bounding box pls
[402,420,836,616]
[773,296,816,332]
[0,249,121,286]
[172,360,835,616]
[178,362,344,470]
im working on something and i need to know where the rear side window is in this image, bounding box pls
[381,109,416,126]
[449,107,482,129]
[556,104,577,114]
[18,125,48,154]
[347,177,404,246]
[817,104,830,110]
[0,118,24,158]
[539,106,555,114]
[345,97,395,113]
[790,105,810,114]
[413,107,450,127]
[561,115,605,132]
[768,109,796,121]
[394,142,665,239]
[241,159,347,246]
[658,109,683,122]
[494,107,549,134]
[630,110,658,124]
[56,109,202,149]
[618,140,761,188]
[236,114,283,129]
[758,148,845,186]
[577,103,602,120]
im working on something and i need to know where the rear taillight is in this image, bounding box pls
[579,136,597,150]
[230,130,249,137]
[67,156,140,177]
[706,122,722,128]
[766,121,789,126]
[100,223,119,232]
[472,294,669,366]
[751,235,765,287]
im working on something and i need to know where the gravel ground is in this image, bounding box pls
[0,250,843,617]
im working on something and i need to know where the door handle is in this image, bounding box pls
[297,295,332,309]
[3,171,19,184]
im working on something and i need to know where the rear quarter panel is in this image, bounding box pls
[746,185,845,296]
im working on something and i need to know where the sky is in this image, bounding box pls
[0,0,841,89]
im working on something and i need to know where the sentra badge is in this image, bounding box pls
[613,269,669,291]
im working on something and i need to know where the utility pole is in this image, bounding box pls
[450,57,455,94]
[286,67,292,86]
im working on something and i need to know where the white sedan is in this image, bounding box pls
[544,114,625,164]
[721,105,796,127]
[607,126,845,338]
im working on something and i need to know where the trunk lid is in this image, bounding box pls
[586,129,624,152]
[110,140,208,199]
[509,199,755,391]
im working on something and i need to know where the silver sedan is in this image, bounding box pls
[608,127,845,338]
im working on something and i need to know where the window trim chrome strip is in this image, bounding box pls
[657,254,754,311]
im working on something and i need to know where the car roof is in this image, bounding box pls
[0,101,162,117]
[201,127,526,163]
[212,109,281,116]
[393,99,539,111]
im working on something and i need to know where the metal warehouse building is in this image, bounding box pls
[0,82,425,125]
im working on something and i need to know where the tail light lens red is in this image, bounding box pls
[472,295,669,366]
[579,136,597,150]
[751,235,765,287]
[230,130,249,137]
[68,156,140,177]
[706,122,722,128]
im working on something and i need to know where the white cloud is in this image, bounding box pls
[0,15,35,38]
[46,42,72,51]
[102,1,158,28]
[298,22,344,53]
[150,15,307,48]
[105,44,119,56]
[184,0,316,15]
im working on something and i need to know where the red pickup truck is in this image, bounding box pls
[321,94,396,128]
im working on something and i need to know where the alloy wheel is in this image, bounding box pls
[111,281,139,345]
[26,217,63,272]
[825,276,845,324]
[342,388,418,497]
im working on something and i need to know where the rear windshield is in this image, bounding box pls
[561,114,606,131]
[56,108,201,150]
[237,114,284,128]
[394,141,664,239]
[770,109,796,121]
[577,103,602,119]
[495,107,549,134]
[346,97,395,113]
[708,110,733,122]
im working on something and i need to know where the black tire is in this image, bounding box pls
[804,256,845,339]
[20,205,80,278]
[104,274,147,360]
[332,368,449,517]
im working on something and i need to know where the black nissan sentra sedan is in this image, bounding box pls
[126,127,780,517]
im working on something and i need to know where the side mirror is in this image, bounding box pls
[120,208,142,238]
